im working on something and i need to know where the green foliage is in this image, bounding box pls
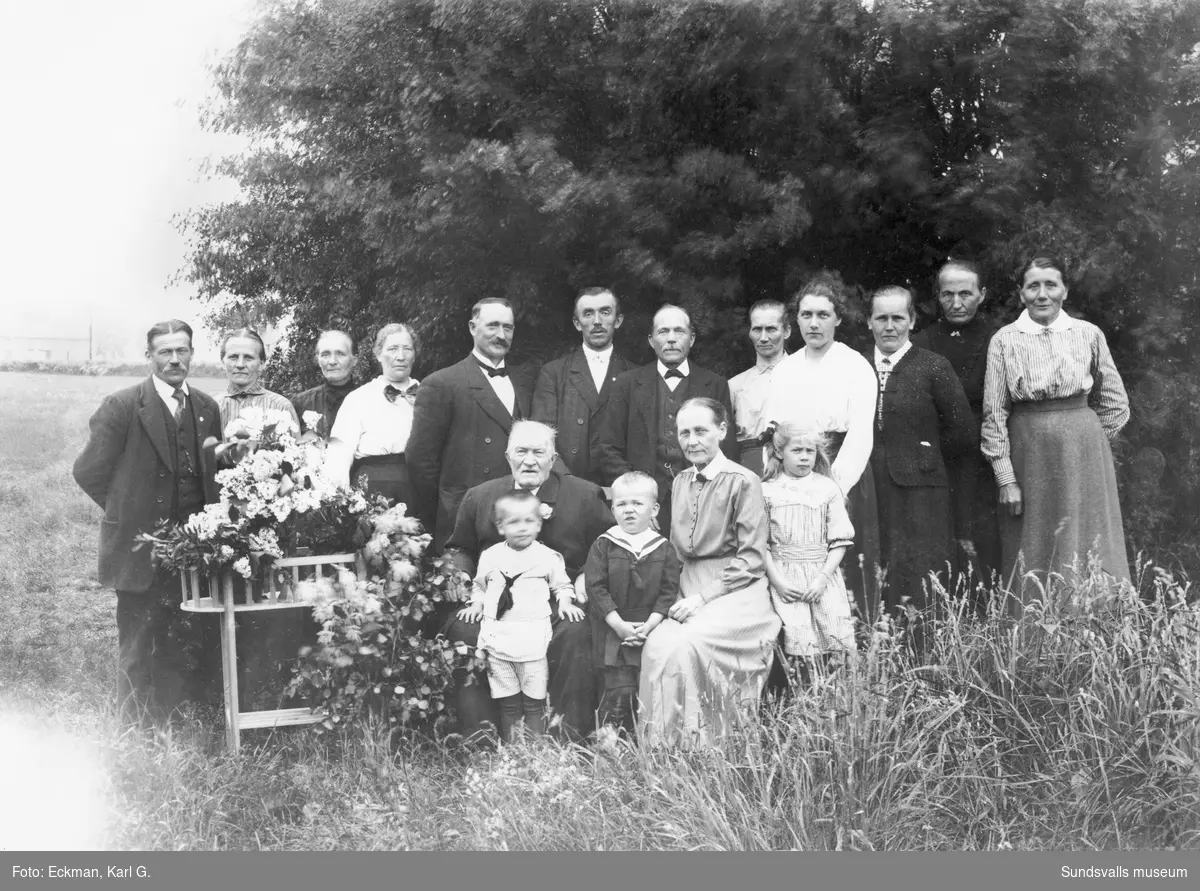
[180,0,1200,571]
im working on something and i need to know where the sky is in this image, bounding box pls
[2,0,262,359]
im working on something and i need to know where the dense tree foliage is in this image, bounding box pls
[181,0,1200,570]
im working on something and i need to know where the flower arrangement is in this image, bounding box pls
[286,499,483,732]
[138,410,369,580]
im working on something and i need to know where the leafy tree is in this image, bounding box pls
[180,0,1200,570]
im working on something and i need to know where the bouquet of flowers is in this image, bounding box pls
[287,495,472,731]
[138,410,369,580]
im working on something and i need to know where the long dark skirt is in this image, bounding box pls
[1001,396,1129,612]
[870,448,953,615]
[827,433,882,629]
[352,454,412,509]
[440,606,595,741]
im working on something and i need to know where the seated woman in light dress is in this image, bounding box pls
[638,398,782,747]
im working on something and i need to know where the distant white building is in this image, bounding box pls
[0,335,91,362]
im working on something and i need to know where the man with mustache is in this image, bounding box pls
[73,319,224,725]
[407,297,536,551]
[592,304,738,537]
[531,287,634,482]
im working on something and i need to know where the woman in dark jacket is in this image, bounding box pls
[866,287,977,644]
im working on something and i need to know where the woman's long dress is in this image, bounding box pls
[638,454,782,747]
[982,310,1131,611]
[764,341,882,626]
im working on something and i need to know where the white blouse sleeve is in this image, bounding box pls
[830,349,877,492]
[326,391,364,490]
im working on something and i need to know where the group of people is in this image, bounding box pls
[75,254,1132,746]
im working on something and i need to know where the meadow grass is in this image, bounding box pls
[1,371,1197,850]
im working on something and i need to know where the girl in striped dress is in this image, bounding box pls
[762,424,856,674]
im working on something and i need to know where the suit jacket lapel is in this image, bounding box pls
[597,352,630,403]
[568,349,600,411]
[137,377,174,470]
[466,357,515,430]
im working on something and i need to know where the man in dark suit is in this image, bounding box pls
[912,260,1000,600]
[592,304,738,535]
[531,287,634,482]
[73,319,225,724]
[290,328,359,438]
[441,420,613,740]
[407,297,535,552]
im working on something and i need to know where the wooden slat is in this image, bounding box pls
[276,553,356,568]
[236,708,325,730]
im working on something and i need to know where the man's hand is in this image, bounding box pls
[447,571,474,603]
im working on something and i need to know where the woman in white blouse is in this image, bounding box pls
[982,256,1131,610]
[327,324,421,506]
[764,278,881,628]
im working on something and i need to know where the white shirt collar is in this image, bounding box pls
[1014,308,1075,333]
[472,349,506,370]
[583,344,613,362]
[152,374,189,400]
[600,523,667,557]
[874,340,912,369]
[378,374,418,393]
[657,358,690,379]
[693,450,732,480]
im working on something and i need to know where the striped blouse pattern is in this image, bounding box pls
[982,315,1130,488]
[218,389,301,434]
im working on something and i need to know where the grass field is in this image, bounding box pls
[2,370,1198,851]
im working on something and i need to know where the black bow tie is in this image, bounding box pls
[384,383,417,404]
[663,368,685,380]
[479,362,509,378]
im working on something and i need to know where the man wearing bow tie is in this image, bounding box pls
[592,304,738,537]
[73,319,224,725]
[531,287,634,482]
[728,298,791,476]
[407,298,535,551]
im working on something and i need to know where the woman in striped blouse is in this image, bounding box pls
[981,256,1131,611]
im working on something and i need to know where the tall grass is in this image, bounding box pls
[2,371,1197,849]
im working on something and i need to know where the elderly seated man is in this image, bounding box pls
[440,420,613,740]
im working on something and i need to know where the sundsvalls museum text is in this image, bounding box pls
[1061,865,1188,879]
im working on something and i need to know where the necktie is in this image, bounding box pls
[384,383,418,404]
[876,357,892,430]
[479,362,509,378]
[171,387,186,426]
[664,368,684,380]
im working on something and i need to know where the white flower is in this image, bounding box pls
[232,557,252,579]
[538,503,553,521]
[390,559,419,584]
[302,410,323,430]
